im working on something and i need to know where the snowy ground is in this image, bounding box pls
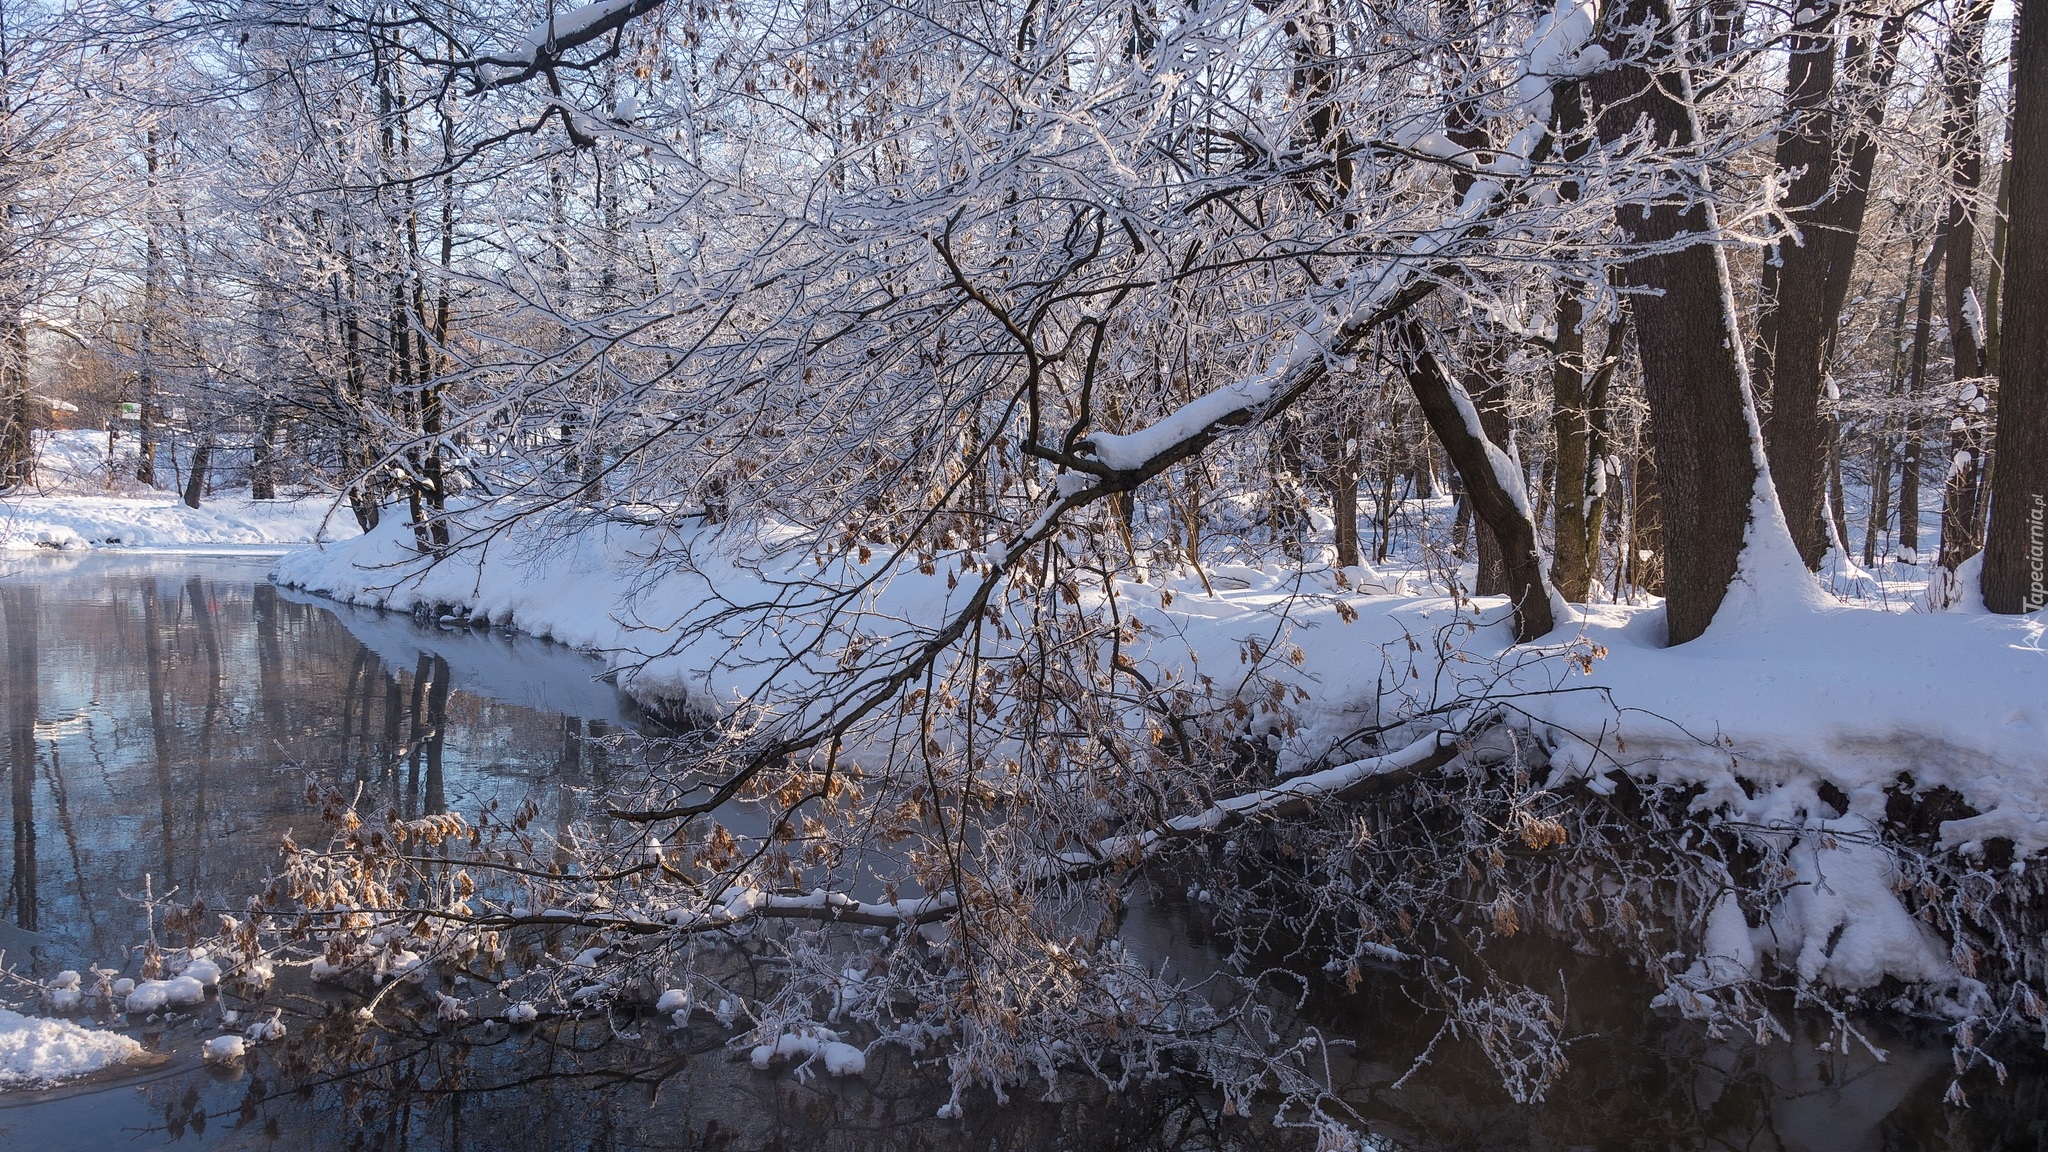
[0,1009,143,1089]
[2,431,361,551]
[275,503,2048,1000]
[0,491,360,552]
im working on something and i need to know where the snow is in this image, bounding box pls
[125,976,207,1014]
[1081,328,1323,470]
[749,1027,867,1076]
[0,1009,144,1087]
[505,1002,540,1024]
[511,0,637,62]
[44,970,83,1014]
[1766,818,1953,989]
[202,1035,245,1064]
[245,1011,287,1042]
[2,430,361,552]
[1653,889,1761,1018]
[276,586,629,723]
[179,955,222,988]
[2,491,359,552]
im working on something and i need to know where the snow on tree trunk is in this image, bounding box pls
[1587,0,1822,643]
[1754,0,1843,571]
[1400,319,1559,642]
[1936,0,1996,576]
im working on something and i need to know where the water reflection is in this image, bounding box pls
[0,551,628,972]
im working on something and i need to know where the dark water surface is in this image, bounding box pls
[0,552,2042,1151]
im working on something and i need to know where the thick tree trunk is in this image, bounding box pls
[1817,12,1908,360]
[1983,0,2048,612]
[1755,0,1843,568]
[1588,0,1771,644]
[1400,320,1555,643]
[1937,0,1996,573]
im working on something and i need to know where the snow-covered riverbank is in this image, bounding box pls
[2,430,360,552]
[275,508,2048,853]
[0,492,359,552]
[274,503,2048,1009]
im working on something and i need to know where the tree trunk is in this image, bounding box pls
[137,129,163,488]
[1268,420,1312,561]
[1550,289,1593,602]
[1588,0,1772,644]
[1901,228,1949,561]
[0,315,30,491]
[2,586,40,931]
[1817,12,1909,363]
[1465,346,1512,596]
[1400,320,1555,642]
[1861,433,1892,568]
[1937,0,1996,573]
[1827,421,1851,557]
[1331,433,1363,570]
[1550,297,1627,602]
[250,408,279,501]
[1449,467,1472,561]
[1983,0,2048,612]
[1864,239,1920,566]
[1624,442,1665,599]
[1755,0,1843,568]
[181,437,214,510]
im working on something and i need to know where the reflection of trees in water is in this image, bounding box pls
[151,1010,1300,1152]
[123,942,2048,1152]
[1286,945,2043,1152]
[4,584,39,933]
[6,565,623,966]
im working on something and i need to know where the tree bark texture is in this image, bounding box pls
[1589,0,1765,644]
[1937,0,1995,572]
[1901,228,1949,560]
[0,315,30,491]
[1984,0,2048,612]
[1755,0,1842,568]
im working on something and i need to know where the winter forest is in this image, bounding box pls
[1,0,2047,1145]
